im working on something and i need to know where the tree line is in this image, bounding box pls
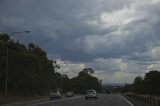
[117,70,160,95]
[133,70,160,95]
[0,34,102,96]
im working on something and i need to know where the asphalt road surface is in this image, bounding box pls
[25,94,134,106]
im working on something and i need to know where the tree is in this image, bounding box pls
[79,68,94,77]
[83,68,94,75]
[0,34,102,96]
[0,34,10,95]
[132,70,160,95]
[143,70,160,95]
[72,68,101,93]
[0,34,65,96]
[133,76,144,94]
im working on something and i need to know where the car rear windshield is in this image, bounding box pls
[88,90,95,93]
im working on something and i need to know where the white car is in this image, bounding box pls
[85,89,98,99]
[50,90,62,100]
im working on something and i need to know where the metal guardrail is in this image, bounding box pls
[126,94,160,106]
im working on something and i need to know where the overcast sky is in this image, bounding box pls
[1,0,160,84]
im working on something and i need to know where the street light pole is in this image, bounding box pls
[4,31,30,103]
[5,39,9,103]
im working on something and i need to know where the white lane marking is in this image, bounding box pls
[118,94,134,106]
[26,96,83,106]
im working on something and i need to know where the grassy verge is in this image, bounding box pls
[0,95,48,105]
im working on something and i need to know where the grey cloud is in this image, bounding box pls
[1,0,160,83]
[79,0,160,60]
[0,0,131,62]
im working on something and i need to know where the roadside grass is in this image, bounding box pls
[0,95,48,105]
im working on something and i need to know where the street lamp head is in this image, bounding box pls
[24,31,30,33]
[10,31,31,35]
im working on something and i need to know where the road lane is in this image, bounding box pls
[27,94,134,106]
[26,96,83,106]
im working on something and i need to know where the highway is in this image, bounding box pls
[24,94,134,106]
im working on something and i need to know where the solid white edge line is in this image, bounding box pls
[26,96,83,106]
[118,94,135,106]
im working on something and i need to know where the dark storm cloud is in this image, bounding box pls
[1,0,160,83]
[0,0,132,62]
